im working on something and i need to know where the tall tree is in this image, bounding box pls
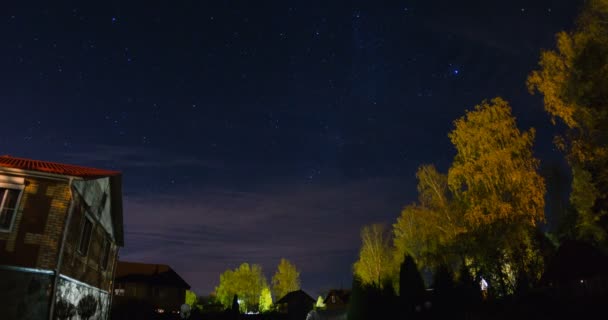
[447,97,546,294]
[398,255,425,314]
[393,165,466,271]
[185,290,202,311]
[353,224,395,288]
[528,0,608,246]
[271,258,301,300]
[215,263,268,312]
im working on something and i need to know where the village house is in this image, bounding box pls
[0,155,124,320]
[111,261,191,317]
[276,289,315,319]
[324,289,350,310]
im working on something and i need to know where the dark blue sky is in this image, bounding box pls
[1,0,579,296]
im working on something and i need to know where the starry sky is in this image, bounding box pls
[1,0,580,296]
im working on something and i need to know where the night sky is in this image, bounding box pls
[2,1,580,296]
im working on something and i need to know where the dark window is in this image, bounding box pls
[101,238,111,270]
[127,286,137,297]
[0,188,21,231]
[78,217,93,255]
[98,193,108,217]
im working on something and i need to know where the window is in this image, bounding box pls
[0,187,23,232]
[97,192,108,217]
[127,285,137,297]
[78,216,93,255]
[152,287,166,298]
[101,238,111,270]
[114,283,125,296]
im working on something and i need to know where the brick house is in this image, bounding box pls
[0,155,124,320]
[111,261,190,317]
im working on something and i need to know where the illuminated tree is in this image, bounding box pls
[185,290,202,311]
[259,287,273,313]
[271,258,301,300]
[393,165,466,271]
[528,0,608,246]
[215,263,268,312]
[315,296,326,309]
[447,97,546,294]
[353,224,395,288]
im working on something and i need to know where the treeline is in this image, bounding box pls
[350,0,608,317]
[188,258,301,314]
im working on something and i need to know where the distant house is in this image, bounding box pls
[541,240,608,296]
[324,289,350,310]
[112,261,191,316]
[276,290,315,320]
[0,155,124,320]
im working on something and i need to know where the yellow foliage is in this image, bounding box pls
[448,98,545,229]
[393,165,466,270]
[528,0,608,244]
[215,263,268,312]
[259,287,273,313]
[353,224,395,288]
[271,258,301,300]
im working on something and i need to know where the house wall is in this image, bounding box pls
[0,175,71,269]
[112,282,186,312]
[59,191,117,292]
[0,173,120,320]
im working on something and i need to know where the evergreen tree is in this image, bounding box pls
[455,264,480,315]
[432,264,455,317]
[347,277,366,320]
[399,255,425,316]
[231,294,239,313]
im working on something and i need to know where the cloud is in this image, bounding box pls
[61,144,223,170]
[423,18,523,56]
[118,177,408,295]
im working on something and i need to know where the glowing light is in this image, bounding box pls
[480,277,488,291]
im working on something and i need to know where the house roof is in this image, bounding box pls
[0,155,121,179]
[541,240,608,284]
[0,155,124,246]
[276,290,315,305]
[325,289,351,304]
[115,261,191,289]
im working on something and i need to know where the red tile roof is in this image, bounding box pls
[0,155,120,179]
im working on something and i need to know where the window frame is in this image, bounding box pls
[77,213,94,256]
[0,182,25,233]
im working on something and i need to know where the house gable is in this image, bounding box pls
[72,178,114,240]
